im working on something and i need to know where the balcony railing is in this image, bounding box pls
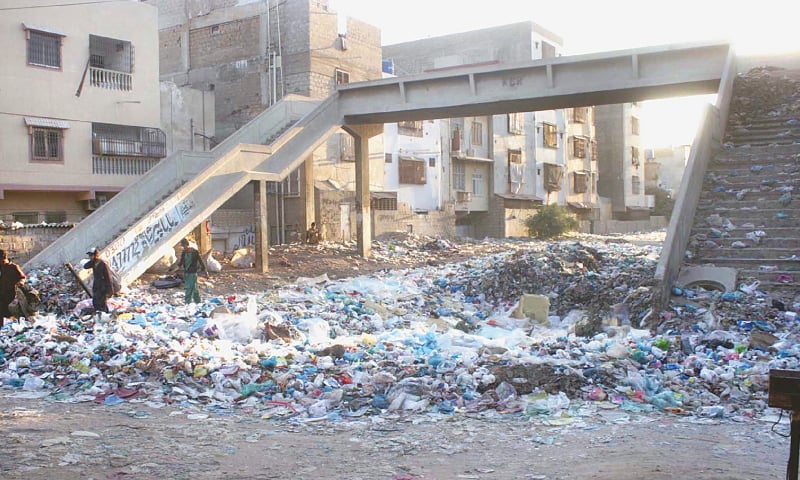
[90,66,132,91]
[92,125,166,158]
[92,155,160,176]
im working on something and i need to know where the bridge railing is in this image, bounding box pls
[654,47,737,308]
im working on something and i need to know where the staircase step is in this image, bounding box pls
[686,257,800,268]
[693,217,798,229]
[691,227,800,237]
[693,247,800,260]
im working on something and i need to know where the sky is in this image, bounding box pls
[329,0,800,146]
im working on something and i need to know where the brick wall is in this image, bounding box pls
[159,25,184,75]
[0,227,72,265]
[189,16,260,69]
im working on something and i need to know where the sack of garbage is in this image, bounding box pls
[206,252,222,272]
[230,247,254,269]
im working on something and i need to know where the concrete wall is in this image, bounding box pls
[160,82,216,155]
[595,104,625,212]
[373,203,457,239]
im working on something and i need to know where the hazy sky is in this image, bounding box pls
[330,0,799,55]
[330,0,799,147]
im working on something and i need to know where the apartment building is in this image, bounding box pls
[382,22,599,238]
[147,0,385,245]
[0,0,163,223]
[595,103,649,219]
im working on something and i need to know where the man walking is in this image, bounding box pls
[84,247,114,315]
[0,249,26,327]
[170,238,208,304]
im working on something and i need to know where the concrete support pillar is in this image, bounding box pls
[254,180,269,272]
[343,124,383,258]
[303,155,315,232]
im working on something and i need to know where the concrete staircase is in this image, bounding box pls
[26,94,337,284]
[688,71,800,296]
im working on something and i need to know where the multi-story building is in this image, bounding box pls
[0,0,163,223]
[645,145,691,196]
[382,22,599,238]
[147,0,385,246]
[595,103,649,219]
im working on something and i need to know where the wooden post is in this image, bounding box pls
[65,262,92,297]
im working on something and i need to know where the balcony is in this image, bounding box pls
[92,123,166,175]
[89,66,132,91]
[92,124,166,158]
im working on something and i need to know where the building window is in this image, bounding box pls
[398,120,423,137]
[543,122,557,148]
[508,149,523,187]
[572,136,588,159]
[508,112,524,135]
[572,107,588,124]
[451,126,462,152]
[210,25,222,36]
[340,133,355,161]
[371,194,397,211]
[631,146,640,166]
[13,212,39,224]
[27,30,62,68]
[428,157,436,167]
[573,172,588,194]
[591,140,598,162]
[631,116,640,135]
[45,211,67,223]
[453,164,466,191]
[472,173,484,196]
[471,121,483,146]
[335,68,350,85]
[632,175,641,194]
[31,128,63,162]
[399,158,426,185]
[385,153,393,163]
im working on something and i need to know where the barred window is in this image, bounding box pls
[27,30,61,68]
[573,172,588,193]
[31,128,63,161]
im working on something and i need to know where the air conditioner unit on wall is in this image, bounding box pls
[456,191,472,203]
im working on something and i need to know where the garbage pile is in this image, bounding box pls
[0,235,797,425]
[728,66,800,123]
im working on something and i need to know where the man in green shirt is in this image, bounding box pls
[170,238,208,304]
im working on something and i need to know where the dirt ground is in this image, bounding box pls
[2,234,795,479]
[0,394,789,480]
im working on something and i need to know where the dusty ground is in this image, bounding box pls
[2,233,794,479]
[0,394,789,480]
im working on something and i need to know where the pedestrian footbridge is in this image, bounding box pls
[26,41,735,303]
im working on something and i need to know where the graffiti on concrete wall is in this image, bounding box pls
[232,226,256,250]
[108,198,196,274]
